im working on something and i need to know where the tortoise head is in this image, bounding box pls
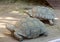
[24,9,33,17]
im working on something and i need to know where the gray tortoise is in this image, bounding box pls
[6,16,48,42]
[25,6,56,25]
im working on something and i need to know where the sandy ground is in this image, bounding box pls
[0,3,60,42]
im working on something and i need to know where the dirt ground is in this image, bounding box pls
[0,3,60,42]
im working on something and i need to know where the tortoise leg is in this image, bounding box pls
[49,19,54,25]
[43,32,48,37]
[14,32,23,42]
[52,19,56,25]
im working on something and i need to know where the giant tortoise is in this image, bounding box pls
[6,16,48,42]
[25,6,57,25]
